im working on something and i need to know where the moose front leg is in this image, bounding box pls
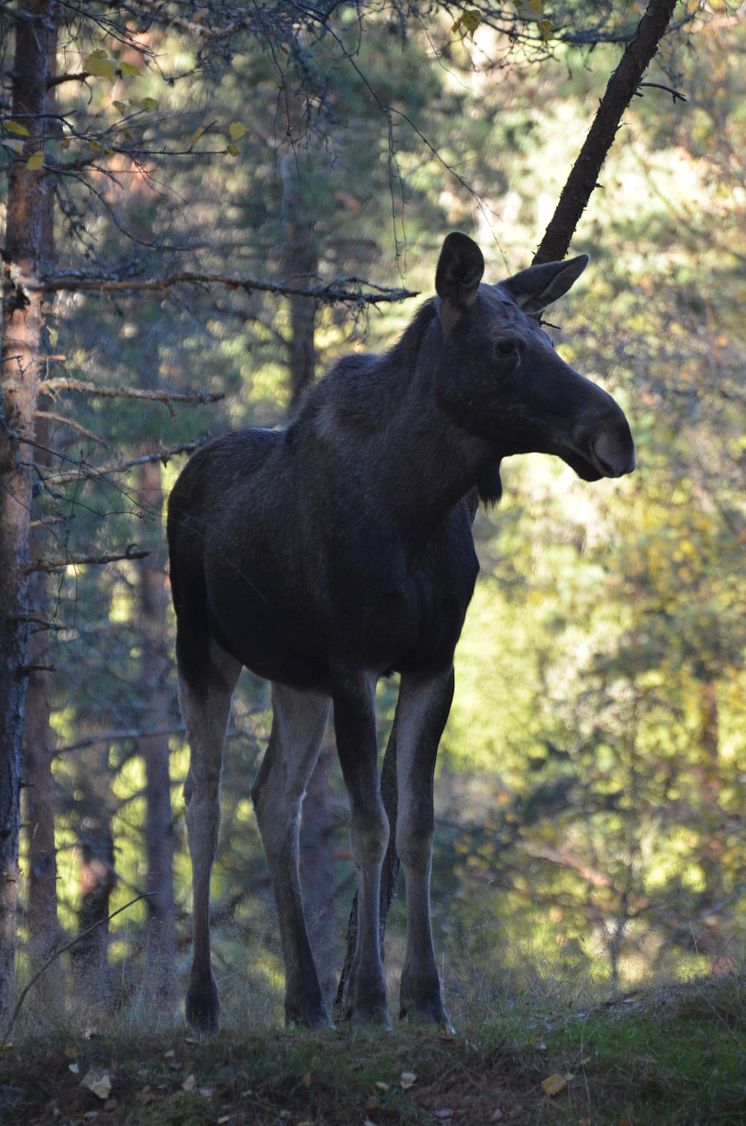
[332,669,390,1025]
[395,665,455,1027]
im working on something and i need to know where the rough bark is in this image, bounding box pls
[533,0,680,265]
[136,455,178,1010]
[70,746,116,1014]
[23,551,64,1016]
[0,0,57,1023]
[279,150,320,410]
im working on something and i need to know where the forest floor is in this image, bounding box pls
[1,975,744,1124]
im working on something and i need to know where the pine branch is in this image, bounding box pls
[31,270,417,306]
[25,547,149,574]
[40,378,223,407]
[39,438,207,487]
[533,0,681,266]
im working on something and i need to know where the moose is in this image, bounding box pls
[167,232,635,1032]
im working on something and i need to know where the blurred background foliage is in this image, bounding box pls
[3,0,745,1026]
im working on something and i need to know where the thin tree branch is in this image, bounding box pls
[30,270,417,305]
[25,547,149,574]
[39,378,223,408]
[533,0,682,265]
[1,893,150,1042]
[39,438,207,487]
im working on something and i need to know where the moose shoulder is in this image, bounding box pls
[167,231,635,1032]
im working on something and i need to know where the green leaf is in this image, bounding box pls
[452,9,482,37]
[228,122,247,141]
[4,120,30,137]
[84,53,117,79]
[119,61,142,77]
[112,100,128,114]
[137,96,158,112]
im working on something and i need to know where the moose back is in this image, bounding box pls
[167,231,635,1030]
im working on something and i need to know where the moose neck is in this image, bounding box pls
[301,305,493,548]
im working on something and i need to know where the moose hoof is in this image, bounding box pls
[186,975,219,1032]
[399,977,450,1029]
[285,1000,333,1031]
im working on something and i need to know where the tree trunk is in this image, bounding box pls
[0,0,57,1023]
[279,150,320,411]
[70,745,116,1016]
[22,564,63,1017]
[136,455,178,1011]
[533,0,680,265]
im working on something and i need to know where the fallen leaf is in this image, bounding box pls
[400,1071,417,1090]
[80,1068,112,1100]
[68,1062,80,1074]
[434,1109,454,1119]
[490,1111,503,1122]
[541,1073,567,1097]
[182,1074,196,1092]
[164,1048,175,1058]
[374,1080,389,1091]
[302,1071,312,1087]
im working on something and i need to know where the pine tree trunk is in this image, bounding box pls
[137,456,177,1011]
[0,0,57,1023]
[23,569,63,1017]
[71,745,116,1016]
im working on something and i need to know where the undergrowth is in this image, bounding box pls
[1,975,744,1124]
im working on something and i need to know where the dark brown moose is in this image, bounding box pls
[167,232,635,1032]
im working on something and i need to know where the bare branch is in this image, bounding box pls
[39,438,208,487]
[25,547,149,574]
[533,0,682,265]
[34,410,108,447]
[1,893,150,1042]
[31,270,417,306]
[39,378,223,407]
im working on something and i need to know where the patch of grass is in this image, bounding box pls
[1,976,744,1124]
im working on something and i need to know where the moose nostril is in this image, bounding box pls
[592,430,635,476]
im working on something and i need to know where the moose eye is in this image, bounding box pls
[494,337,520,365]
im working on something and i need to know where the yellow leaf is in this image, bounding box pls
[191,125,207,145]
[228,121,247,141]
[119,61,141,77]
[25,150,44,171]
[81,1068,112,1100]
[5,121,30,136]
[227,142,239,157]
[83,52,117,79]
[537,19,554,40]
[541,1073,567,1096]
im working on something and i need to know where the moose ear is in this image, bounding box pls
[502,254,589,315]
[435,231,485,332]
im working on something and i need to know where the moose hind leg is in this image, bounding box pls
[251,682,331,1028]
[333,671,390,1025]
[181,640,241,1031]
[396,666,454,1027]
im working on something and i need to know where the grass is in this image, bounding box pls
[1,975,745,1124]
